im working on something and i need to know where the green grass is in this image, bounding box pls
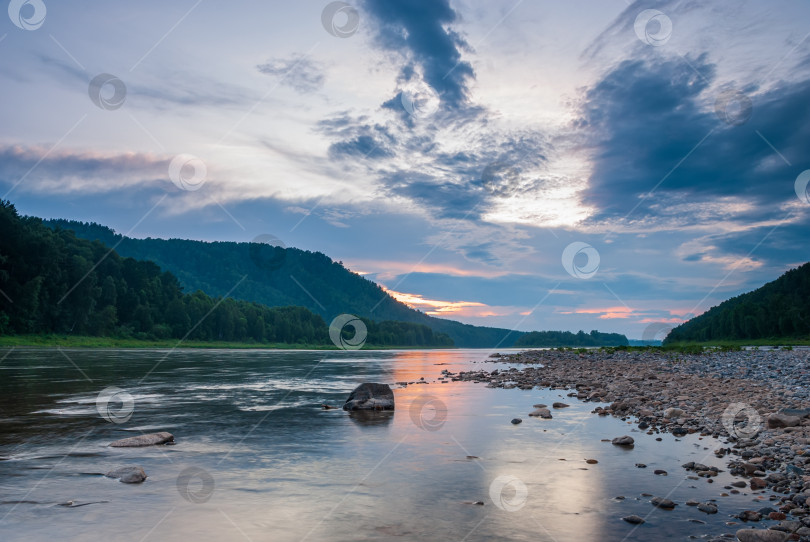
[0,334,452,350]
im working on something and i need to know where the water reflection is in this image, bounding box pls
[0,348,760,542]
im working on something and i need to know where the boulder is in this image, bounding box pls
[108,432,174,447]
[664,407,684,418]
[622,515,644,524]
[651,496,676,509]
[342,383,395,411]
[511,418,522,425]
[767,413,801,429]
[735,529,789,542]
[612,435,635,446]
[105,466,147,484]
[552,402,569,408]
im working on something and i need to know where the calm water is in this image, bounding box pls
[0,348,765,541]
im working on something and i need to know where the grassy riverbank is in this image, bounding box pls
[0,334,453,350]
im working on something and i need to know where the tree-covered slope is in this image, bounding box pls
[45,219,525,347]
[0,201,452,347]
[664,263,810,343]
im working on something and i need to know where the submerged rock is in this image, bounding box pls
[342,383,395,411]
[105,466,147,484]
[108,432,174,447]
[651,497,676,509]
[612,435,634,446]
[528,407,552,419]
[622,515,645,524]
[511,418,522,425]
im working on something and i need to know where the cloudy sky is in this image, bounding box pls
[2,0,809,339]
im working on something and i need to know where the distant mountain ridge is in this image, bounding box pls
[664,263,810,343]
[45,219,528,348]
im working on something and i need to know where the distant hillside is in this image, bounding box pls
[45,219,526,348]
[664,263,810,343]
[1,201,451,347]
[515,329,628,348]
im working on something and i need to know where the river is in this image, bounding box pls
[0,348,761,541]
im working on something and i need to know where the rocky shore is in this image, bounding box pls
[447,347,810,542]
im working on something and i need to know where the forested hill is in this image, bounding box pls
[664,263,810,343]
[0,201,452,347]
[45,219,525,347]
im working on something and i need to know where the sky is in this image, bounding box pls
[1,0,809,340]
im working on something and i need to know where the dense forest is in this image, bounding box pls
[46,219,526,347]
[664,263,810,343]
[514,329,629,347]
[0,201,452,347]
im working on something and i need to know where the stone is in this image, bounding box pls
[622,515,645,524]
[529,408,552,419]
[105,466,147,484]
[664,407,685,418]
[750,477,767,490]
[651,497,676,509]
[511,418,522,425]
[654,469,668,476]
[342,383,395,411]
[738,511,762,522]
[552,402,570,408]
[734,529,789,542]
[108,432,174,447]
[612,436,634,446]
[585,459,598,464]
[767,413,801,429]
[698,502,718,514]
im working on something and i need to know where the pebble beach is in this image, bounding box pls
[445,347,810,542]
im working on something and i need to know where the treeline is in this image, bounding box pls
[664,263,810,343]
[44,219,526,347]
[514,329,629,347]
[0,201,452,347]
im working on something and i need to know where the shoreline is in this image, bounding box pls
[447,348,810,541]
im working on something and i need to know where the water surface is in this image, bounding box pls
[0,348,763,541]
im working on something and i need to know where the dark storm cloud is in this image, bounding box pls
[361,0,475,110]
[579,55,810,220]
[256,55,325,93]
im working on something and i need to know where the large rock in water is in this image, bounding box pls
[342,383,394,411]
[108,432,174,447]
[735,529,789,542]
[105,466,147,483]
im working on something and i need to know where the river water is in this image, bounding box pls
[0,348,767,541]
